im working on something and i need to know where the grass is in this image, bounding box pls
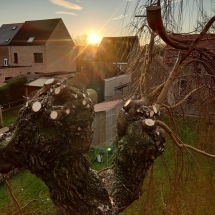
[0,107,215,214]
[1,106,21,127]
[121,115,215,215]
[0,153,113,215]
[0,169,56,215]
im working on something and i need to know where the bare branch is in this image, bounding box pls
[162,86,203,109]
[146,6,207,51]
[12,198,41,215]
[147,82,165,102]
[2,174,23,215]
[181,15,215,62]
[156,53,182,108]
[156,120,215,158]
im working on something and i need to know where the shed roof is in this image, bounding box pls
[25,77,50,87]
[94,100,122,112]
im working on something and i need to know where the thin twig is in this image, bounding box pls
[156,120,215,158]
[162,86,203,110]
[12,198,41,215]
[97,165,113,174]
[2,174,23,215]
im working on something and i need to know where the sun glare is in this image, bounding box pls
[88,33,101,44]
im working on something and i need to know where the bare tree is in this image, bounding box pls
[1,1,215,215]
[74,34,89,46]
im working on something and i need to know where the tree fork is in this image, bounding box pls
[0,73,165,214]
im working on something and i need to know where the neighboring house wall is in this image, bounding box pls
[0,66,36,86]
[46,20,76,72]
[0,45,47,86]
[104,74,131,100]
[0,46,9,66]
[10,45,46,69]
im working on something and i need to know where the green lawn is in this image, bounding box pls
[0,108,215,215]
[1,106,21,127]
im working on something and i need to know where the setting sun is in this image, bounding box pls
[88,33,101,44]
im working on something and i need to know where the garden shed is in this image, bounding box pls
[92,99,123,147]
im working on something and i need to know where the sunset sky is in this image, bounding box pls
[0,0,135,39]
[1,0,214,42]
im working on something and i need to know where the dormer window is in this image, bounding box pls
[27,37,35,43]
[5,38,10,43]
[11,26,17,30]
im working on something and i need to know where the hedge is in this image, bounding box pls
[0,77,27,108]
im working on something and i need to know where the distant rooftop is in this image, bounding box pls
[0,18,73,46]
[0,23,23,45]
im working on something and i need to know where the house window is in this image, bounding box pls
[3,58,8,66]
[28,37,35,43]
[34,53,43,63]
[178,79,187,96]
[5,76,12,81]
[14,53,18,63]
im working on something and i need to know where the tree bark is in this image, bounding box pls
[0,73,165,215]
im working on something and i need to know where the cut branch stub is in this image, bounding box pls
[142,118,155,129]
[54,86,61,95]
[65,108,70,115]
[123,99,132,110]
[50,110,63,120]
[82,97,90,106]
[32,101,42,112]
[45,78,55,87]
[82,100,87,106]
[152,105,158,115]
[123,99,144,112]
[70,86,86,99]
[72,94,78,99]
[43,78,56,92]
[149,110,154,118]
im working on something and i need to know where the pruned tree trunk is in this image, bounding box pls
[0,73,165,215]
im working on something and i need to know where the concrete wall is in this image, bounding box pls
[104,74,131,100]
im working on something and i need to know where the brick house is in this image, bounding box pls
[0,18,76,86]
[162,34,215,115]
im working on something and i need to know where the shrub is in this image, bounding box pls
[0,77,27,108]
